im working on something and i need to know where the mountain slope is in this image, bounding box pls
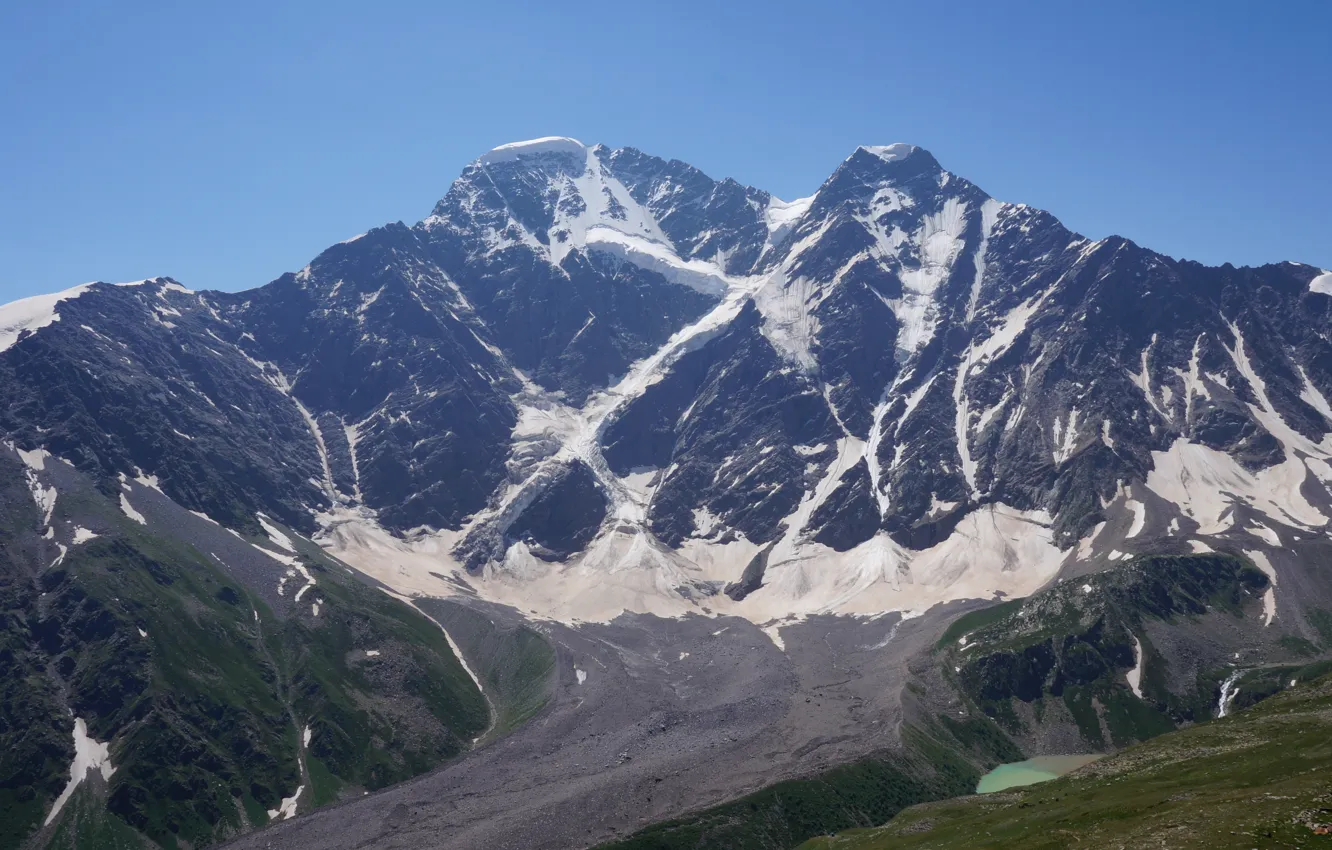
[0,443,489,849]
[799,670,1332,850]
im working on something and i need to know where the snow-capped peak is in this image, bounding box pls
[443,139,741,287]
[858,143,920,163]
[476,136,588,166]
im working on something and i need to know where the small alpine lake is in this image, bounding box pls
[975,754,1103,793]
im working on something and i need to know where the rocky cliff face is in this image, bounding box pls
[5,137,1332,625]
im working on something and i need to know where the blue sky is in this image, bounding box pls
[2,0,1328,301]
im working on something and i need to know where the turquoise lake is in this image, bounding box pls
[975,754,1103,793]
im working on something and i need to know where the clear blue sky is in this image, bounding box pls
[2,0,1329,301]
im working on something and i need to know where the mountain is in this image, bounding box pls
[3,136,1332,849]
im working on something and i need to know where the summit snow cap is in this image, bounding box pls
[858,143,920,163]
[477,136,588,166]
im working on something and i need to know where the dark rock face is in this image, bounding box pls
[217,225,520,532]
[723,543,775,601]
[600,146,774,275]
[506,459,608,561]
[0,280,330,533]
[4,138,1332,579]
[602,302,840,547]
[806,459,880,551]
[417,145,736,405]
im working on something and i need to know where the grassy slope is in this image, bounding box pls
[0,464,489,850]
[944,553,1269,747]
[799,672,1332,849]
[414,598,558,741]
[0,456,73,850]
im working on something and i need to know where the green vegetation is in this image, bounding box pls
[946,554,1268,746]
[0,455,84,850]
[1225,659,1332,714]
[935,599,1023,649]
[798,673,1332,849]
[1278,634,1320,657]
[0,462,488,850]
[39,784,152,850]
[416,598,558,740]
[1307,607,1332,646]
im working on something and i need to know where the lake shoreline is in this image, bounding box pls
[976,754,1103,793]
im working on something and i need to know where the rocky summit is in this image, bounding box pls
[4,137,1332,850]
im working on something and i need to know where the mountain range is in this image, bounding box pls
[4,137,1332,849]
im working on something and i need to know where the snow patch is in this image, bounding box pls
[44,718,115,826]
[1075,521,1106,561]
[890,196,969,357]
[1126,635,1144,698]
[119,494,147,525]
[1244,550,1277,626]
[439,622,485,695]
[585,226,730,296]
[257,514,297,553]
[1125,499,1147,539]
[1051,408,1081,465]
[267,785,303,821]
[1247,522,1280,547]
[17,447,58,526]
[763,195,814,246]
[0,284,94,354]
[1145,438,1325,534]
[344,420,364,502]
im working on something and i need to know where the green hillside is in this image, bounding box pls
[799,671,1332,849]
[0,452,489,850]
